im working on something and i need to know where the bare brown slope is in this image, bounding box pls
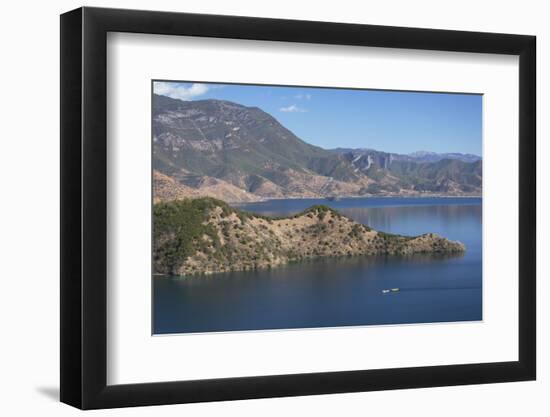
[153,170,261,203]
[153,198,465,276]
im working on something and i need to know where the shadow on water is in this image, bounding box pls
[164,251,465,285]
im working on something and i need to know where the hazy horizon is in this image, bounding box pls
[153,81,482,156]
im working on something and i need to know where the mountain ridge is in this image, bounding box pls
[153,198,466,275]
[330,148,481,163]
[153,95,482,202]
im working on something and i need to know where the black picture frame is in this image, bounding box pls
[60,6,536,410]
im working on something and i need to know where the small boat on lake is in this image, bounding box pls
[382,288,400,294]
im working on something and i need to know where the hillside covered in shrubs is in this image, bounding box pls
[153,198,465,276]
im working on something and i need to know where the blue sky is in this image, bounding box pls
[153,81,482,155]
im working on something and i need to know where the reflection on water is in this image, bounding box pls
[154,198,482,334]
[237,197,481,215]
[342,204,481,236]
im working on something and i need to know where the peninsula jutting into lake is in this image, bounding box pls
[153,198,465,276]
[152,81,482,334]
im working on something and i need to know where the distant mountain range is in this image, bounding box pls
[330,148,481,164]
[153,94,482,202]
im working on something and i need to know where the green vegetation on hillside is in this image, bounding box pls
[153,198,330,273]
[153,198,223,274]
[153,198,464,276]
[153,95,482,199]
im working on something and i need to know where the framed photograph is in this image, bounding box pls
[60,7,536,409]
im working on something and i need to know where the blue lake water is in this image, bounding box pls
[153,197,482,334]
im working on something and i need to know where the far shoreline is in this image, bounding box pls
[230,194,482,205]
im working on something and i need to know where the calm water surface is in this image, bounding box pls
[154,197,482,334]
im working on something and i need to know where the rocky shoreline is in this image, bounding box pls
[153,170,481,204]
[153,198,465,276]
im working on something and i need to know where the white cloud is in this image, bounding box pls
[294,93,312,100]
[153,82,210,100]
[279,104,307,113]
